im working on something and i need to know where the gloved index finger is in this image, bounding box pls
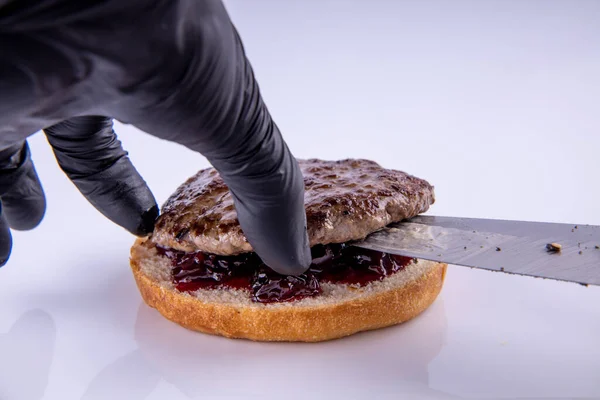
[217,138,311,276]
[119,3,312,274]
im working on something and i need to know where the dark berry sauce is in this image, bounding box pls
[157,244,413,304]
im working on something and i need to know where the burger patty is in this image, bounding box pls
[152,159,435,255]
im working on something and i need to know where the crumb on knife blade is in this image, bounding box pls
[546,243,562,252]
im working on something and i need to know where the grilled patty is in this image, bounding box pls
[151,159,435,255]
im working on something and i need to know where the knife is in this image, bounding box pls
[353,215,600,286]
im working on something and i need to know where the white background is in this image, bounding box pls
[1,0,599,399]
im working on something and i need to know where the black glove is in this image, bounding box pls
[0,0,311,274]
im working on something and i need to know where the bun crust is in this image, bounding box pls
[130,238,447,342]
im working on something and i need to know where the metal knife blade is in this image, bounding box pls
[353,215,600,286]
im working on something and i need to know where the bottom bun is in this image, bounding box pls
[130,238,448,342]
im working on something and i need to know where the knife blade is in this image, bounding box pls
[352,215,600,286]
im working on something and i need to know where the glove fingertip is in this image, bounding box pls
[269,231,312,276]
[135,204,159,236]
[4,196,46,231]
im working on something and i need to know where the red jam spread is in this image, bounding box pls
[157,243,413,304]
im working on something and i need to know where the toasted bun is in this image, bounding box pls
[130,238,447,342]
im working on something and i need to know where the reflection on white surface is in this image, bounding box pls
[74,265,600,400]
[82,298,453,400]
[430,267,600,399]
[0,310,56,400]
[81,349,159,400]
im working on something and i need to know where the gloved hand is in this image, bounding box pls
[0,0,311,274]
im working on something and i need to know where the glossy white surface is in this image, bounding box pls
[1,1,600,399]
